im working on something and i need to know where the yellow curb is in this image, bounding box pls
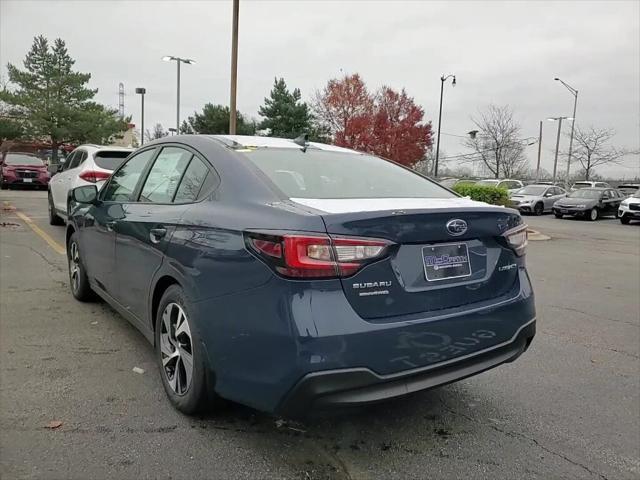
[15,211,66,255]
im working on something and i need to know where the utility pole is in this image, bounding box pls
[434,74,455,178]
[229,0,239,134]
[552,117,563,184]
[162,56,195,135]
[535,120,542,182]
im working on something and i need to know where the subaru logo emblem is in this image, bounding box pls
[446,219,467,236]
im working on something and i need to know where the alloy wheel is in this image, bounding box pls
[160,302,194,396]
[68,241,80,293]
[590,208,598,221]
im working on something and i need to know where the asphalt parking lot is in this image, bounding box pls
[1,189,638,480]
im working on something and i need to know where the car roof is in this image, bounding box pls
[74,144,134,153]
[207,135,364,154]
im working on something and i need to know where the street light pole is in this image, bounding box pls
[434,74,455,178]
[229,0,240,135]
[176,60,181,134]
[535,120,542,182]
[135,87,146,145]
[554,78,578,185]
[162,56,195,135]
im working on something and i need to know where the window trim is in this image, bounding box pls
[133,143,220,205]
[99,146,159,203]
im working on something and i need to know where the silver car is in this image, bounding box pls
[510,184,567,215]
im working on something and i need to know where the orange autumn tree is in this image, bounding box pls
[313,74,432,167]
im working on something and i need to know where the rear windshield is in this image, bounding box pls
[240,148,455,199]
[94,151,131,170]
[569,189,601,199]
[572,182,591,189]
[4,154,44,166]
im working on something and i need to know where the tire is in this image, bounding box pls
[620,215,630,225]
[534,202,544,216]
[67,232,95,301]
[48,191,64,226]
[588,208,599,221]
[0,181,7,190]
[155,285,214,415]
[554,212,563,219]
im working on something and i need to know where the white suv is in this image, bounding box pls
[618,190,640,224]
[48,144,133,225]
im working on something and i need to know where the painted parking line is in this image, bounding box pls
[15,211,66,256]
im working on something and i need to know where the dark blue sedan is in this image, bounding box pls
[65,135,535,415]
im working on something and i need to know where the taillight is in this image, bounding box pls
[503,224,528,256]
[79,170,111,183]
[245,232,392,279]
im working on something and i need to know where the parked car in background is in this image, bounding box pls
[570,180,611,190]
[618,190,640,224]
[65,135,535,416]
[617,184,640,197]
[476,179,524,195]
[553,187,622,221]
[0,152,50,189]
[510,184,567,215]
[439,177,479,189]
[48,144,133,225]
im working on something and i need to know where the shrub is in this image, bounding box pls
[452,184,511,206]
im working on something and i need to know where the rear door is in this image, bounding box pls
[114,145,209,322]
[51,150,78,212]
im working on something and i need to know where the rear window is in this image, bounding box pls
[4,153,44,166]
[240,148,454,199]
[94,151,131,170]
[572,182,591,189]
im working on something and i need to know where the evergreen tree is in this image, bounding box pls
[258,78,314,138]
[186,103,254,135]
[0,35,129,160]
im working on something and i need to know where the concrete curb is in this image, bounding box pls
[527,228,551,241]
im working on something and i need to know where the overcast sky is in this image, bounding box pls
[1,0,639,178]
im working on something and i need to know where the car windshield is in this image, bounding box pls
[572,182,592,189]
[4,154,44,166]
[633,190,640,199]
[568,189,601,199]
[476,179,500,186]
[94,151,131,170]
[240,148,455,199]
[516,186,546,195]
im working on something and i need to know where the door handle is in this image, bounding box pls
[105,221,116,232]
[150,227,167,243]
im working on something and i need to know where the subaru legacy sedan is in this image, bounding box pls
[65,135,535,415]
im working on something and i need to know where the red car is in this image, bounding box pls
[0,152,51,189]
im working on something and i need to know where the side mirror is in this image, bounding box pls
[72,185,98,204]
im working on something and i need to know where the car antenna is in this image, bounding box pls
[293,133,309,153]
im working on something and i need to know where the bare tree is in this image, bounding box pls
[145,123,167,142]
[462,105,529,179]
[565,126,636,180]
[412,147,446,177]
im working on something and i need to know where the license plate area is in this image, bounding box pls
[422,243,472,282]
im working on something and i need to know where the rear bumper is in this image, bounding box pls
[277,319,535,416]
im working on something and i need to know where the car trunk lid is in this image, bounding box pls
[291,197,523,320]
